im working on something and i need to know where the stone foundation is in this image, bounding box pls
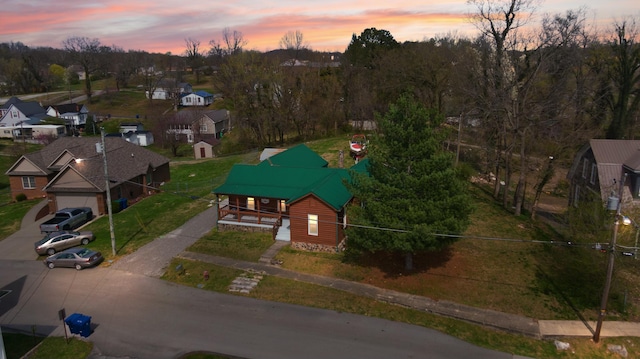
[291,239,346,253]
[218,223,271,233]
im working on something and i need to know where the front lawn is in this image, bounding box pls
[186,230,273,262]
[82,154,244,261]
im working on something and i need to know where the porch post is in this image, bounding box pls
[215,195,219,230]
[257,199,261,224]
[235,197,240,222]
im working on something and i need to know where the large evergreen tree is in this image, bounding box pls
[346,95,473,270]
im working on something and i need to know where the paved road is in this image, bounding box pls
[0,260,518,359]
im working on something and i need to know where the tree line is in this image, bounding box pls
[0,0,638,217]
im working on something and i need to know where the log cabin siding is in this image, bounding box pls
[227,195,284,215]
[289,195,340,247]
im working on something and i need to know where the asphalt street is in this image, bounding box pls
[0,260,518,359]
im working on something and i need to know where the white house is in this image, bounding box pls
[0,125,65,142]
[119,122,145,134]
[46,103,89,127]
[0,97,48,127]
[180,90,214,107]
[111,122,154,146]
[146,82,192,100]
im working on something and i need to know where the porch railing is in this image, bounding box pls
[219,204,281,225]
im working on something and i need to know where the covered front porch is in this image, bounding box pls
[216,196,290,241]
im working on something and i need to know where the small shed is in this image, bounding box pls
[194,140,214,159]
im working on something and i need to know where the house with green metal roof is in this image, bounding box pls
[213,144,367,252]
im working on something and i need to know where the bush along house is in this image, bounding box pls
[213,144,368,252]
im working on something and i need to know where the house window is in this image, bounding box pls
[247,197,255,211]
[22,176,36,189]
[279,200,286,212]
[590,164,597,185]
[200,124,207,132]
[582,158,589,178]
[308,214,318,236]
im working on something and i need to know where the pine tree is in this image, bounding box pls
[346,95,473,270]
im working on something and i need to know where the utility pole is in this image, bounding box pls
[594,173,627,342]
[100,128,116,256]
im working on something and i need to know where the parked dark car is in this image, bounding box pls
[44,247,104,270]
[34,231,95,256]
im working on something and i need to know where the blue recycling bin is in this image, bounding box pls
[117,198,128,210]
[65,313,92,337]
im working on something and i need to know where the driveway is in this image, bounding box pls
[0,199,50,261]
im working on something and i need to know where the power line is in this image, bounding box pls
[217,202,638,251]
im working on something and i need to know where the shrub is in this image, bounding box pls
[15,193,27,202]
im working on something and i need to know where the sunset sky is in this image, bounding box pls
[1,0,638,55]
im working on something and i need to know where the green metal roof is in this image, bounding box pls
[258,143,328,168]
[214,144,366,210]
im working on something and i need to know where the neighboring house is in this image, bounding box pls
[213,144,368,252]
[120,122,145,133]
[168,109,231,144]
[5,137,170,215]
[46,103,89,127]
[567,139,640,209]
[180,90,214,107]
[67,65,85,80]
[146,81,192,100]
[0,125,65,142]
[0,97,49,127]
[117,122,154,146]
[107,131,154,147]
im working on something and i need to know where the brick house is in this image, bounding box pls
[5,137,170,215]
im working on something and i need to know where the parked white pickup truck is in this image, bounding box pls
[39,207,93,233]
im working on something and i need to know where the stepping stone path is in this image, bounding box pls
[229,269,266,293]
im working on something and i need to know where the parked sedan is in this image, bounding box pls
[44,247,104,270]
[34,231,95,256]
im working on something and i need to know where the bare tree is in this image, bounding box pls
[62,36,103,102]
[208,28,248,59]
[184,38,205,83]
[280,30,307,64]
[466,0,536,210]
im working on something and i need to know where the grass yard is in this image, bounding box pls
[270,184,639,322]
[84,89,163,120]
[187,230,274,262]
[1,332,92,359]
[81,154,243,261]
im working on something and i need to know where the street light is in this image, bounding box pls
[593,173,627,343]
[100,128,116,256]
[622,216,639,260]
